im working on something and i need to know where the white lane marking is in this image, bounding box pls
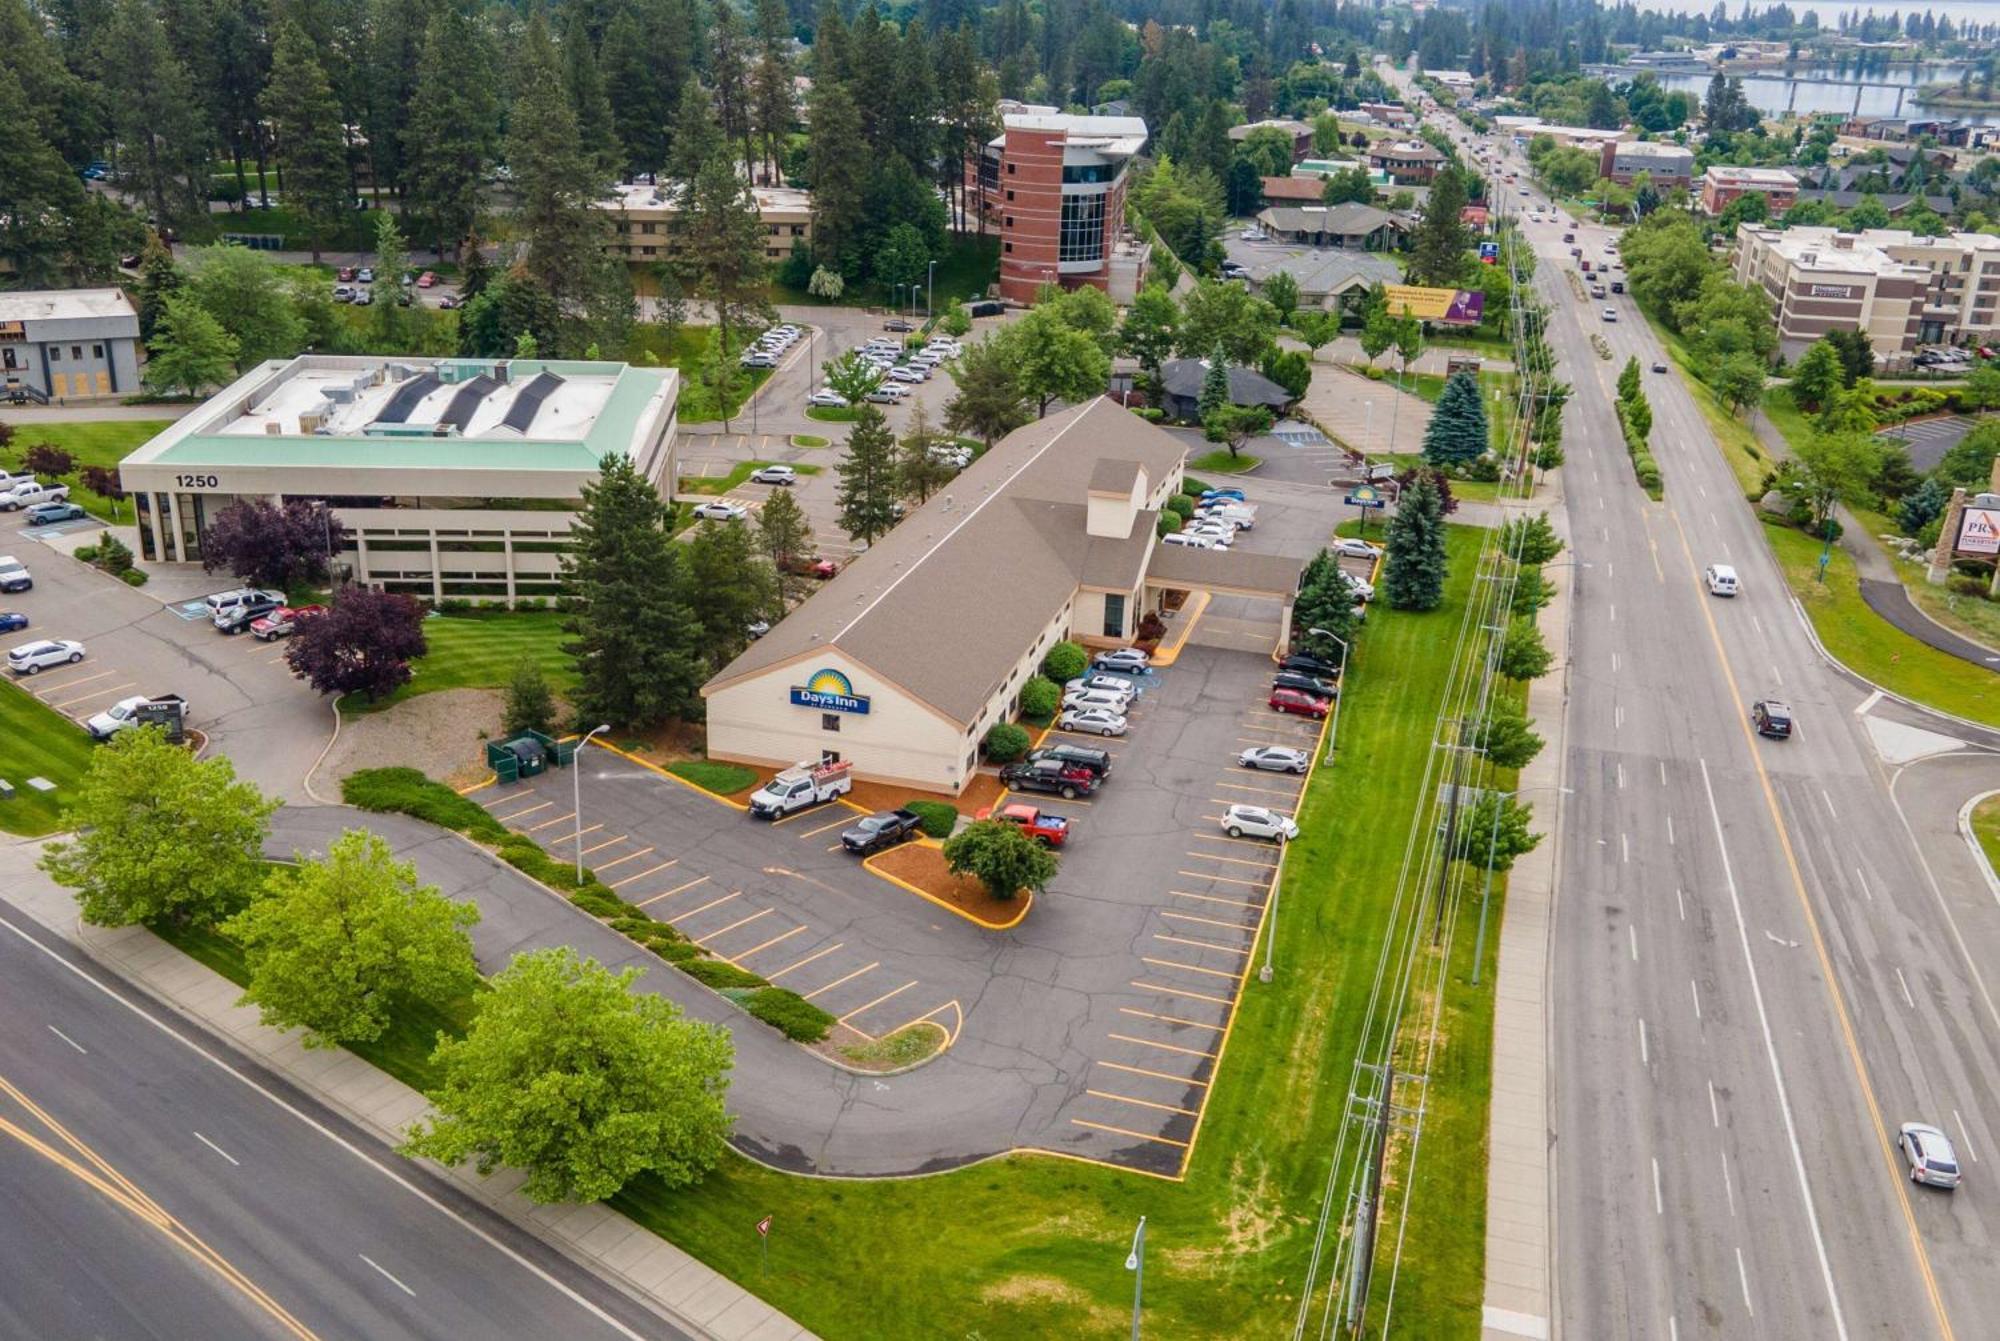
[1670,1317,1679,1341]
[1772,664,1784,687]
[1622,833,1630,864]
[1855,865,1875,902]
[1667,815,1676,846]
[1659,761,1667,785]
[0,913,654,1341]
[1896,967,1915,1010]
[1618,762,1626,790]
[1612,652,1621,673]
[1640,1017,1650,1067]
[1723,1156,1736,1216]
[1821,789,1837,820]
[1709,1078,1721,1128]
[1699,760,1850,1339]
[46,1025,86,1054]
[1954,1109,1978,1163]
[193,1131,239,1166]
[1616,705,1625,730]
[1752,614,1764,635]
[359,1253,417,1297]
[1653,1155,1664,1214]
[1698,483,1708,499]
[1630,925,1639,961]
[1737,1247,1755,1317]
[1691,979,1703,1021]
[1607,561,1614,580]
[1599,495,1605,510]
[1610,602,1617,623]
[1677,887,1687,922]
[1855,689,1884,717]
[1601,526,1610,542]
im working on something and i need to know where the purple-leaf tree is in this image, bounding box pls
[202,498,348,590]
[23,443,75,478]
[284,589,427,701]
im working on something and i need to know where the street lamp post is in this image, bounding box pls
[573,723,611,883]
[1124,1216,1146,1341]
[927,259,937,319]
[1306,626,1350,761]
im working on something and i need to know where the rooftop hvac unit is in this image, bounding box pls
[265,421,281,434]
[298,410,326,433]
[323,385,353,404]
[492,361,511,383]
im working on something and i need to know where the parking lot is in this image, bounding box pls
[1879,412,1981,474]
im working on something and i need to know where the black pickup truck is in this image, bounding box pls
[839,808,925,854]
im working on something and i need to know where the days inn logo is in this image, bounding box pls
[790,667,871,715]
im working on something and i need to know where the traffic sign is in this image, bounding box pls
[1345,484,1387,509]
[756,1215,773,1237]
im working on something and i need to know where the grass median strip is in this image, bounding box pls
[0,681,95,836]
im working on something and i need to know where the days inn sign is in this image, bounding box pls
[790,667,872,715]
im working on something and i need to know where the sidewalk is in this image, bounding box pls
[1480,471,1565,1341]
[0,836,816,1341]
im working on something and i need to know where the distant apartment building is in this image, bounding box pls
[1425,69,1475,93]
[1700,165,1801,216]
[1367,139,1446,185]
[1530,124,1630,153]
[1598,140,1695,191]
[1228,118,1315,163]
[601,181,812,289]
[968,112,1150,305]
[0,288,141,404]
[1358,101,1415,128]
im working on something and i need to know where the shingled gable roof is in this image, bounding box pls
[701,398,1186,725]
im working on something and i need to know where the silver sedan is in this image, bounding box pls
[1238,745,1310,774]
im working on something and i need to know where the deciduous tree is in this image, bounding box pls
[225,829,480,1047]
[1177,279,1279,366]
[285,587,428,701]
[41,728,275,928]
[201,498,345,590]
[941,818,1059,900]
[1497,511,1565,565]
[403,947,734,1204]
[1452,792,1542,871]
[756,488,815,597]
[1119,284,1180,399]
[1498,616,1554,680]
[1002,304,1111,415]
[945,336,1028,448]
[1474,700,1545,769]
[185,245,307,371]
[145,293,239,397]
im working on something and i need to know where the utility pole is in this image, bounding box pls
[1342,1062,1395,1335]
[1432,720,1473,946]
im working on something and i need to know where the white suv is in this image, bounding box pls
[8,638,84,675]
[205,588,285,618]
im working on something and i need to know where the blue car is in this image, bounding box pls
[25,501,86,526]
[1200,488,1245,503]
[0,612,25,633]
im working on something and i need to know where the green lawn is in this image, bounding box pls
[804,405,859,424]
[678,462,822,496]
[0,681,96,836]
[3,419,174,524]
[1189,449,1261,474]
[343,611,576,717]
[665,760,759,796]
[1763,517,2000,727]
[768,234,1000,311]
[789,434,829,448]
[623,324,773,425]
[1972,795,2000,877]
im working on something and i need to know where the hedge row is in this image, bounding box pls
[904,799,959,838]
[339,767,844,1051]
[1616,402,1662,497]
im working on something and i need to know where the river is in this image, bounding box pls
[1642,60,2000,121]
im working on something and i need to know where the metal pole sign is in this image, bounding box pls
[1345,483,1387,533]
[757,1214,773,1275]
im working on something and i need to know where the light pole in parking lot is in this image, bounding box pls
[1123,1215,1146,1341]
[926,259,937,319]
[573,723,611,882]
[1306,626,1350,762]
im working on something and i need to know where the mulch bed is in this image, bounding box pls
[870,842,1030,929]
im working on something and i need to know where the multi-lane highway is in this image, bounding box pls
[1403,82,2000,1340]
[0,902,678,1341]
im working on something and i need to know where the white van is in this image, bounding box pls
[1704,563,1739,597]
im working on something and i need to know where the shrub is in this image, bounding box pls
[73,545,98,562]
[1018,675,1060,722]
[1461,455,1501,482]
[1182,475,1214,495]
[1949,574,1990,598]
[571,889,628,919]
[96,533,135,574]
[983,722,1031,761]
[1137,611,1167,643]
[678,958,769,990]
[1166,495,1195,519]
[904,799,958,838]
[342,767,508,840]
[744,987,836,1042]
[123,567,150,587]
[1156,512,1182,537]
[649,936,702,962]
[1533,443,1565,470]
[1134,406,1165,421]
[1040,641,1088,683]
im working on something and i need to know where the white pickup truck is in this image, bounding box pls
[0,480,71,511]
[86,692,189,740]
[748,758,854,819]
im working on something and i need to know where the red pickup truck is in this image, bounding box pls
[977,802,1070,848]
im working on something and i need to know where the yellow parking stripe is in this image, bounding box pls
[800,814,854,837]
[29,667,114,692]
[493,800,554,822]
[1140,956,1239,981]
[51,681,135,709]
[593,845,656,872]
[839,979,917,1024]
[731,925,808,963]
[1098,1059,1209,1088]
[1161,909,1252,930]
[578,834,626,856]
[1087,1089,1200,1117]
[547,823,604,847]
[633,875,708,908]
[525,811,578,833]
[1187,834,1283,855]
[1118,1006,1226,1032]
[1155,932,1250,956]
[1177,869,1272,886]
[1217,780,1302,796]
[1172,890,1262,909]
[609,858,677,888]
[768,942,844,981]
[768,805,836,826]
[1130,980,1236,1006]
[803,961,879,1001]
[1069,1118,1188,1149]
[695,908,773,945]
[677,888,742,920]
[1108,1032,1217,1059]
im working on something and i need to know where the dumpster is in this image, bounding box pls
[486,732,554,782]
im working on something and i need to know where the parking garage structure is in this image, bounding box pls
[118,353,678,603]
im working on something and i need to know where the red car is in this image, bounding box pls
[417,270,437,288]
[250,604,326,641]
[1270,687,1330,720]
[976,802,1069,848]
[335,266,357,282]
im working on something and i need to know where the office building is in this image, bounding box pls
[968,112,1151,305]
[1598,140,1695,191]
[1701,165,1801,216]
[0,288,142,404]
[600,181,812,287]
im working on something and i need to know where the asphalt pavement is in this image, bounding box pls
[1470,145,2000,1341]
[0,897,677,1341]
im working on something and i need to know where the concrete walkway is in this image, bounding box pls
[0,833,814,1341]
[1480,469,1565,1341]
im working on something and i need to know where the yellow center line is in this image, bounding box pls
[609,858,678,888]
[1171,890,1264,909]
[1069,1118,1190,1149]
[729,924,808,964]
[767,942,845,980]
[1665,505,1957,1339]
[1130,979,1237,1006]
[524,810,578,833]
[1161,909,1253,930]
[1139,955,1240,981]
[1086,1088,1201,1117]
[1098,1059,1209,1087]
[1107,1031,1218,1059]
[578,834,627,856]
[590,843,654,870]
[1155,932,1251,956]
[694,907,774,945]
[839,979,918,1024]
[803,961,880,1001]
[1118,1006,1226,1032]
[676,888,742,920]
[632,874,708,908]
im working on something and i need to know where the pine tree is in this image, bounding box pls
[750,0,796,184]
[1422,371,1489,468]
[1198,349,1232,422]
[1382,472,1449,611]
[262,22,349,264]
[561,4,622,179]
[836,405,902,544]
[806,78,868,273]
[100,0,210,228]
[404,7,498,258]
[507,12,613,354]
[369,211,412,350]
[560,456,705,727]
[603,9,667,178]
[757,488,815,598]
[1408,164,1472,287]
[1617,356,1643,404]
[0,68,93,286]
[709,0,754,172]
[676,134,771,417]
[134,238,184,343]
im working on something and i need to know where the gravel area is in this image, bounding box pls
[320,688,506,790]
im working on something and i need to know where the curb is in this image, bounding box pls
[859,840,1035,931]
[1954,790,2000,905]
[1786,594,2000,748]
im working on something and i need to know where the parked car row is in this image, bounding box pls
[201,587,323,638]
[741,323,803,369]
